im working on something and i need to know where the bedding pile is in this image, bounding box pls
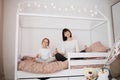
[85,41,110,52]
[18,56,105,74]
[18,57,68,74]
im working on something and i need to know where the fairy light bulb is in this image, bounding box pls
[90,10,93,13]
[51,2,54,6]
[37,4,40,7]
[44,5,47,9]
[65,8,68,11]
[34,2,37,6]
[94,11,98,15]
[70,5,75,10]
[78,10,81,12]
[53,6,56,9]
[91,14,94,17]
[27,3,31,7]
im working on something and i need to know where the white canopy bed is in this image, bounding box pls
[15,1,113,80]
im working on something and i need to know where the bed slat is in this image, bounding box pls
[68,52,109,58]
[70,59,107,66]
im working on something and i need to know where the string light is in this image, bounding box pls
[51,2,54,6]
[94,11,98,15]
[27,3,31,7]
[65,8,68,11]
[37,4,40,7]
[53,6,56,9]
[70,5,75,10]
[91,14,94,17]
[18,1,99,17]
[78,10,81,12]
[90,10,93,13]
[44,5,48,9]
[34,2,37,6]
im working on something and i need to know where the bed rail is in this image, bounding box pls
[17,52,110,79]
[68,52,110,69]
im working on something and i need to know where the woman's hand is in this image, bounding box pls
[53,48,58,55]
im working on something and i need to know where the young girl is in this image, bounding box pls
[35,38,55,63]
[54,28,85,61]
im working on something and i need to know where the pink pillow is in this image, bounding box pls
[85,41,110,52]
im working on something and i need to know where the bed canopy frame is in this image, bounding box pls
[16,0,112,40]
[15,1,113,80]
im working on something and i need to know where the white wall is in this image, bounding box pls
[3,0,18,80]
[19,28,91,57]
[112,1,120,41]
[109,0,120,5]
[3,0,114,80]
[0,0,4,80]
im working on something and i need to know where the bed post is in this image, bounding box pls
[67,53,70,80]
[15,1,112,79]
[14,4,20,80]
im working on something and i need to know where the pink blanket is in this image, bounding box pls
[18,56,105,74]
[18,60,68,74]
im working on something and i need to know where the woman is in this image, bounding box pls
[54,28,85,61]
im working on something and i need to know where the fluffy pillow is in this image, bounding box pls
[85,41,110,52]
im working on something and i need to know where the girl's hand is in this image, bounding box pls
[36,54,40,58]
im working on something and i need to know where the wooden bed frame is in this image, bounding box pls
[15,1,113,80]
[16,52,110,80]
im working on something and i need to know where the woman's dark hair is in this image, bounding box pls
[42,38,50,46]
[62,28,72,41]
